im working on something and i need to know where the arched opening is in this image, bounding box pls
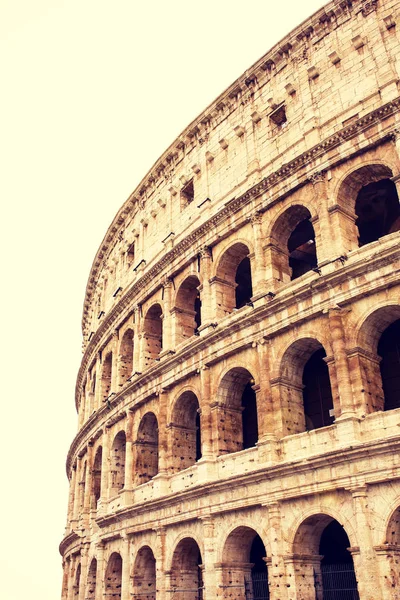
[355,179,400,246]
[222,527,269,600]
[174,275,202,344]
[378,319,400,411]
[302,348,334,430]
[91,446,102,509]
[287,216,317,280]
[292,514,359,600]
[101,352,113,402]
[74,562,81,599]
[86,558,97,600]
[110,431,126,495]
[215,243,253,316]
[169,391,201,473]
[143,304,163,368]
[105,553,123,600]
[356,306,400,414]
[319,521,359,599]
[269,205,317,284]
[135,413,159,485]
[132,546,156,600]
[235,256,253,309]
[278,338,334,436]
[119,329,134,386]
[170,538,203,600]
[216,368,258,455]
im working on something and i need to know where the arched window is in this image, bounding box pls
[222,527,269,600]
[105,553,122,600]
[91,446,102,508]
[143,304,163,368]
[170,538,203,600]
[293,514,359,600]
[174,275,201,344]
[302,348,334,430]
[101,352,112,402]
[270,205,317,284]
[135,413,159,485]
[215,243,253,316]
[378,319,400,411]
[118,329,134,387]
[110,431,126,494]
[216,368,258,455]
[132,546,156,600]
[170,391,201,473]
[356,179,400,246]
[86,558,97,600]
[278,338,334,436]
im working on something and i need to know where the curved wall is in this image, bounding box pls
[61,1,400,599]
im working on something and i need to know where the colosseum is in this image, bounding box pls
[60,0,400,598]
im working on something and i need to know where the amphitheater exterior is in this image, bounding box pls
[60,1,400,598]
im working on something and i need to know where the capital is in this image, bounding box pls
[199,245,212,259]
[308,170,325,185]
[250,211,263,225]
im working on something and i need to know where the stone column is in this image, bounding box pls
[111,330,119,394]
[121,534,131,600]
[153,388,169,495]
[155,527,167,600]
[67,464,77,532]
[250,211,267,297]
[95,542,105,600]
[197,365,215,482]
[374,545,400,600]
[254,339,279,462]
[264,503,288,600]
[78,546,89,600]
[328,307,355,417]
[160,277,174,354]
[348,486,381,600]
[62,557,71,600]
[83,443,93,527]
[198,247,214,333]
[99,427,110,513]
[94,353,102,410]
[201,517,218,600]
[133,305,142,374]
[284,554,323,600]
[122,411,134,505]
[73,457,82,523]
[67,554,77,600]
[84,371,91,421]
[309,172,333,265]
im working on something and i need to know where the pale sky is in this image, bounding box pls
[0,1,327,597]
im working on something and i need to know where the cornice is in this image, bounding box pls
[81,0,381,336]
[67,241,400,475]
[75,99,400,411]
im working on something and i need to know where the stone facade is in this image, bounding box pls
[60,0,400,598]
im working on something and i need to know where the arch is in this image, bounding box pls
[101,351,113,402]
[143,304,163,368]
[74,562,81,599]
[169,537,203,600]
[356,305,400,414]
[119,328,134,387]
[135,412,159,485]
[169,390,201,473]
[222,526,269,600]
[174,275,202,343]
[86,558,97,600]
[91,446,102,508]
[110,430,126,494]
[105,552,123,600]
[336,163,399,250]
[215,367,258,455]
[278,338,334,435]
[132,545,156,600]
[269,204,317,283]
[215,242,253,315]
[378,319,400,411]
[292,513,359,599]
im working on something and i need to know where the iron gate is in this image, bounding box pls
[320,563,360,600]
[245,573,270,600]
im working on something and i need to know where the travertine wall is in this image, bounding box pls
[61,1,400,598]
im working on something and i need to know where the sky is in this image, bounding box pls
[0,0,327,597]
